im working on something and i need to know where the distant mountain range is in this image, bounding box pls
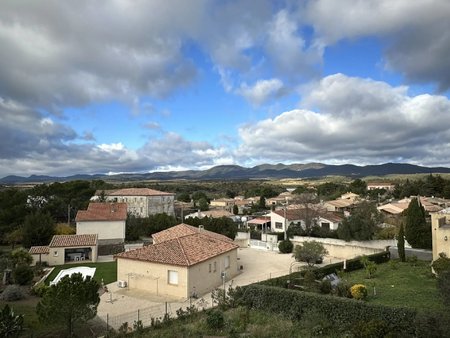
[2,162,450,184]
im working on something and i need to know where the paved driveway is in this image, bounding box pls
[95,248,335,329]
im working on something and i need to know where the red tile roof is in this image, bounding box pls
[49,234,98,247]
[75,203,127,222]
[29,246,49,254]
[273,208,311,221]
[103,188,174,197]
[115,232,238,267]
[152,223,232,244]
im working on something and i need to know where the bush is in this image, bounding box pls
[13,264,34,285]
[206,310,225,330]
[0,285,25,301]
[31,283,49,297]
[239,284,416,334]
[335,281,352,298]
[350,284,368,300]
[278,240,293,254]
[431,253,450,275]
[319,280,332,294]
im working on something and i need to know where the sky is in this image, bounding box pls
[1,0,450,178]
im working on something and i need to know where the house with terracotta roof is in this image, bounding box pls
[76,202,127,245]
[270,209,343,233]
[94,188,175,217]
[29,234,98,266]
[115,223,239,299]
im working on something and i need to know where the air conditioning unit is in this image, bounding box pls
[117,280,127,288]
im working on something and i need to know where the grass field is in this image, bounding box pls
[344,259,443,311]
[45,260,117,286]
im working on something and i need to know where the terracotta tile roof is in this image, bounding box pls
[273,209,312,221]
[152,223,232,244]
[115,232,238,267]
[319,212,343,223]
[29,246,49,254]
[75,202,127,222]
[325,199,355,208]
[102,188,174,197]
[49,234,98,247]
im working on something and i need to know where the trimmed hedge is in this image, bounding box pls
[239,284,416,335]
[260,251,390,287]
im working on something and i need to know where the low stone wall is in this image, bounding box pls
[291,236,397,259]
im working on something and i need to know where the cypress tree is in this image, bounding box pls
[404,197,431,249]
[397,223,406,262]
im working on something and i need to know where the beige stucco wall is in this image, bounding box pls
[117,258,189,298]
[431,213,450,260]
[117,248,239,299]
[33,245,98,266]
[188,249,239,297]
[76,220,125,243]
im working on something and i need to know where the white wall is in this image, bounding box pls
[76,220,125,244]
[291,236,396,259]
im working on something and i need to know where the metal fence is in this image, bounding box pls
[95,296,213,335]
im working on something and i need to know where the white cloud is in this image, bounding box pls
[305,0,450,90]
[237,74,450,166]
[237,78,286,106]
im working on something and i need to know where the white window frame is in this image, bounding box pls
[168,270,178,285]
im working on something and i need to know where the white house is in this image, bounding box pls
[270,209,343,233]
[76,202,127,245]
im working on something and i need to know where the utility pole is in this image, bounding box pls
[67,204,70,226]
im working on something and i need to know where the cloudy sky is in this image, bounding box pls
[1,0,450,178]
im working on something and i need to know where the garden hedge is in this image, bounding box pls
[238,284,416,335]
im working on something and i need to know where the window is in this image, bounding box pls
[213,261,217,272]
[275,222,283,229]
[168,270,178,285]
[224,256,230,269]
[321,222,330,231]
[209,263,212,273]
[53,251,58,257]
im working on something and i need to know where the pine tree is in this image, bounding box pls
[397,223,406,262]
[404,197,431,249]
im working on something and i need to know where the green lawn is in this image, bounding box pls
[45,260,117,286]
[344,259,443,311]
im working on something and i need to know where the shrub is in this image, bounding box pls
[350,319,389,338]
[31,283,49,297]
[278,240,293,254]
[350,284,368,300]
[319,280,332,294]
[13,264,34,285]
[239,284,416,334]
[335,281,352,298]
[206,310,224,330]
[431,253,450,275]
[0,285,25,301]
